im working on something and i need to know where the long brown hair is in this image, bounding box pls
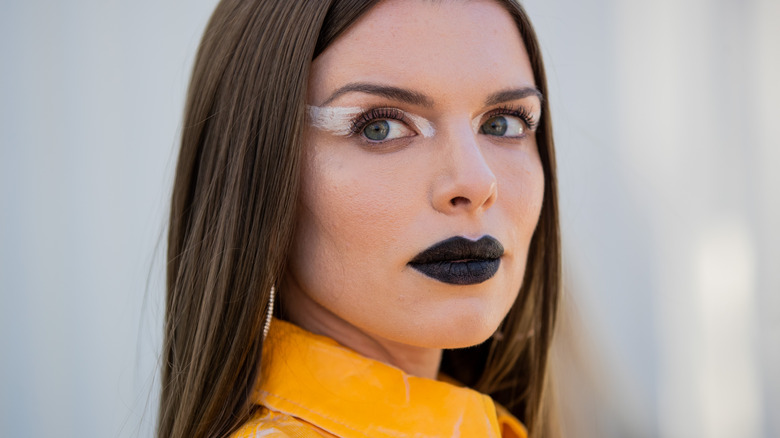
[159,1,560,437]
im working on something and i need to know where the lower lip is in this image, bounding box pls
[409,259,500,285]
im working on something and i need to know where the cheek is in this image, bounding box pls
[494,144,546,237]
[519,152,545,226]
[292,140,420,286]
[490,144,544,318]
[302,162,400,251]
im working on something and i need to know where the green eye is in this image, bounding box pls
[363,120,390,141]
[360,118,415,142]
[480,114,526,137]
[481,116,508,136]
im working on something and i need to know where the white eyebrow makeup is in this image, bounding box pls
[306,105,436,138]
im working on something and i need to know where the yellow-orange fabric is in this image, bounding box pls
[231,319,528,438]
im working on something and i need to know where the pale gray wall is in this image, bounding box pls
[525,0,779,437]
[1,1,777,437]
[0,1,220,436]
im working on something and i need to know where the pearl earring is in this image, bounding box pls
[263,285,275,340]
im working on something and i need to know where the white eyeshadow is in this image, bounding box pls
[401,112,436,138]
[306,105,436,138]
[471,115,482,134]
[306,106,362,136]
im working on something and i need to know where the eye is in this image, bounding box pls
[480,114,526,137]
[477,105,538,139]
[351,108,417,143]
[362,119,415,142]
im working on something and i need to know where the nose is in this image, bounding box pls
[431,123,498,215]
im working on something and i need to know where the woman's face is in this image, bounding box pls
[283,0,544,349]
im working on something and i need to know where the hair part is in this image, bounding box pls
[160,1,560,437]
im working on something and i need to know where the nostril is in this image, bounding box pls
[450,196,470,206]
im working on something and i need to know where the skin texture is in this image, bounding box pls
[282,0,544,379]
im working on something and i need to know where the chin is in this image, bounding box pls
[404,273,520,348]
[437,321,500,349]
[399,309,505,350]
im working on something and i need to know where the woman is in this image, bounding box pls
[159,0,560,437]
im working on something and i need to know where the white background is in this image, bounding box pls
[1,1,777,437]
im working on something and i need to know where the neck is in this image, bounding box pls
[283,282,443,380]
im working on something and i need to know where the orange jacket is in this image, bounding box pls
[232,319,528,438]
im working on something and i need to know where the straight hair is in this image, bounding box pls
[159,1,560,437]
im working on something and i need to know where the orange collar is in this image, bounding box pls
[252,319,527,438]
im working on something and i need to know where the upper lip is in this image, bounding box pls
[408,236,504,265]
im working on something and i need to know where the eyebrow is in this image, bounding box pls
[322,82,434,108]
[321,82,543,108]
[485,87,544,106]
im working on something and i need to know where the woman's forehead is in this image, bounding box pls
[307,0,535,108]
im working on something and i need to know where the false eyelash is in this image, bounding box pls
[483,104,539,131]
[349,107,409,135]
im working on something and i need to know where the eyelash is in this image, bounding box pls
[349,107,410,136]
[345,104,539,140]
[482,105,539,132]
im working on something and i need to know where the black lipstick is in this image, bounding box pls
[408,236,504,285]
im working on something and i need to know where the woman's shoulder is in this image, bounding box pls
[230,407,338,438]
